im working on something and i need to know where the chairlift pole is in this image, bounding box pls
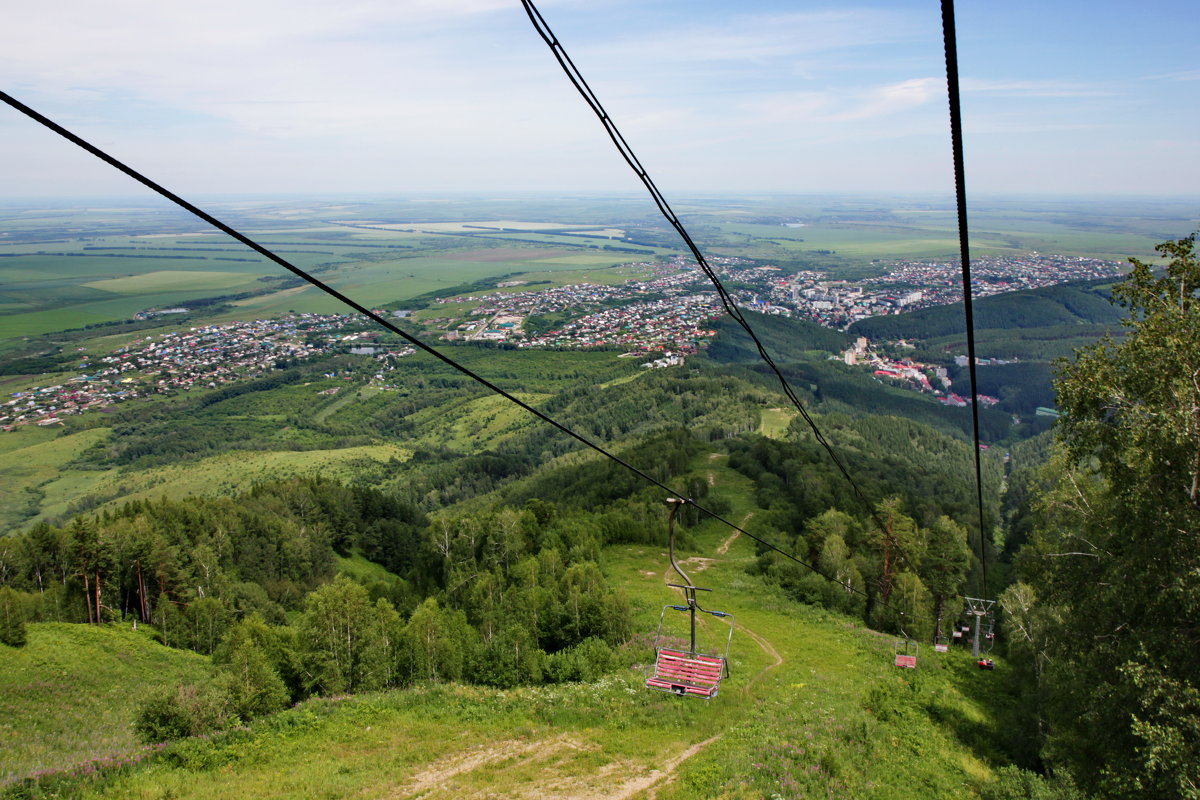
[646,496,733,698]
[665,497,697,655]
[963,596,996,659]
[972,610,982,657]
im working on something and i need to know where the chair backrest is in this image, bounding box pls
[894,654,917,668]
[646,648,724,698]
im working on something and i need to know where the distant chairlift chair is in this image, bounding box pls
[934,615,949,653]
[644,498,734,699]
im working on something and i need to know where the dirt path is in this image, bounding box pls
[387,736,585,798]
[717,511,753,555]
[738,622,784,691]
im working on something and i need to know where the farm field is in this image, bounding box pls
[707,219,1169,264]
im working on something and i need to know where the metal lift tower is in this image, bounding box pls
[963,597,996,657]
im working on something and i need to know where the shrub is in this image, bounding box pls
[133,683,233,743]
[981,766,1087,800]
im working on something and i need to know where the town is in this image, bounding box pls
[1,315,367,430]
[2,251,1121,429]
[424,251,1123,348]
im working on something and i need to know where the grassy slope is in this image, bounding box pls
[48,458,1019,800]
[0,428,111,532]
[0,623,210,784]
[36,443,413,523]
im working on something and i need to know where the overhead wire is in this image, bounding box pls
[940,0,990,599]
[518,0,903,557]
[0,88,894,612]
[524,0,993,617]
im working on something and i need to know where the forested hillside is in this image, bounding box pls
[1,341,1022,796]
[846,280,1120,342]
[997,234,1200,798]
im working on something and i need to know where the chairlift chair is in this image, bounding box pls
[646,602,733,698]
[893,638,918,668]
[644,498,733,699]
[933,616,949,653]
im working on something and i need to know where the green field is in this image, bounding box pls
[758,407,797,439]
[81,270,262,295]
[3,196,1190,340]
[0,428,112,532]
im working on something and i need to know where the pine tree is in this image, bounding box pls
[0,587,27,648]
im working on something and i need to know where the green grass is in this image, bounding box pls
[758,407,797,439]
[47,538,1015,799]
[0,428,111,533]
[703,216,1166,268]
[0,623,210,785]
[408,392,553,451]
[80,271,261,295]
[33,443,413,525]
[334,552,403,584]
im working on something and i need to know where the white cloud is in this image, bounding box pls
[579,9,920,65]
[961,79,1114,98]
[827,77,943,121]
[1138,69,1200,82]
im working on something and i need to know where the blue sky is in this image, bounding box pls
[1,0,1196,198]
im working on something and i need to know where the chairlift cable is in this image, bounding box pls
[521,0,903,553]
[940,0,990,599]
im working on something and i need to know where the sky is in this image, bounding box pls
[1,0,1197,199]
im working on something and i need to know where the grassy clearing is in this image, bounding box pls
[34,443,413,524]
[311,384,379,424]
[5,451,1024,799]
[758,407,797,439]
[408,392,553,451]
[0,428,110,533]
[54,532,1014,800]
[0,623,210,785]
[334,552,403,584]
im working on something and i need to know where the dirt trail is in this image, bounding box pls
[384,619,783,800]
[386,733,720,800]
[738,622,784,691]
[388,736,584,798]
[676,555,715,573]
[717,511,753,555]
